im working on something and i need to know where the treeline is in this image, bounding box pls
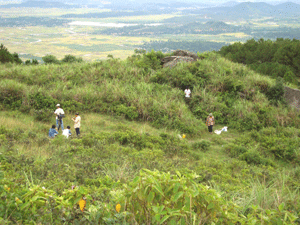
[251,28,300,40]
[218,38,300,85]
[0,17,68,27]
[139,40,226,53]
[42,54,83,64]
[0,44,83,65]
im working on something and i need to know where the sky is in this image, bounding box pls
[0,0,300,5]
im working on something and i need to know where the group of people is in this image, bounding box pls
[184,87,215,134]
[49,91,215,139]
[48,104,81,138]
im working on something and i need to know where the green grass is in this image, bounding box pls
[0,51,300,223]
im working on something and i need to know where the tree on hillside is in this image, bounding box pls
[42,54,60,64]
[0,44,22,64]
[25,59,39,65]
[266,78,285,105]
[61,54,83,63]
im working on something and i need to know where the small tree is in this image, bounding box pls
[266,78,285,105]
[42,55,60,64]
[12,53,22,64]
[0,44,13,63]
[0,44,22,64]
[32,59,39,65]
[61,54,83,63]
[25,59,39,65]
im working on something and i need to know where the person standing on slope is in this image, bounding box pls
[72,112,81,137]
[184,87,191,103]
[54,104,65,131]
[206,113,215,134]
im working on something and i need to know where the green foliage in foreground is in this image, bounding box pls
[0,110,299,223]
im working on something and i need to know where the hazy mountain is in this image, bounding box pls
[219,1,240,7]
[274,2,300,14]
[184,1,300,19]
[0,0,81,8]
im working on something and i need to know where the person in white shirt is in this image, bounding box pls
[184,87,191,98]
[184,87,191,103]
[54,104,65,131]
[72,112,81,136]
[62,126,72,138]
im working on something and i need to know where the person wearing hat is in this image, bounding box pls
[72,112,81,136]
[206,113,215,134]
[54,104,65,131]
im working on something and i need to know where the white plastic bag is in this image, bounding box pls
[214,126,228,135]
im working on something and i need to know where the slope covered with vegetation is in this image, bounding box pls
[218,38,300,86]
[0,46,300,224]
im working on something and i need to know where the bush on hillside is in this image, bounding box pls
[129,49,165,71]
[265,78,285,105]
[29,92,56,110]
[122,169,240,224]
[25,59,39,65]
[61,54,83,63]
[230,127,300,163]
[0,79,24,109]
[0,44,22,64]
[42,54,60,64]
[192,139,211,152]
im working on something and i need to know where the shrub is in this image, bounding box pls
[29,92,56,110]
[265,77,285,105]
[239,150,264,165]
[32,109,53,122]
[224,143,248,158]
[0,79,24,109]
[114,104,139,120]
[192,139,211,152]
[42,55,60,64]
[0,44,22,64]
[122,169,240,224]
[61,55,83,63]
[131,49,164,71]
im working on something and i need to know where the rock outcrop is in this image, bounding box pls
[161,50,198,68]
[284,86,300,110]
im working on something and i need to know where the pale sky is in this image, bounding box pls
[0,0,299,4]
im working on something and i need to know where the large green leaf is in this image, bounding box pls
[172,191,184,202]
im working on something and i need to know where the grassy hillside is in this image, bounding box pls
[1,51,300,224]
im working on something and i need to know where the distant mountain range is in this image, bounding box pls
[0,0,81,8]
[1,0,300,20]
[185,2,300,19]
